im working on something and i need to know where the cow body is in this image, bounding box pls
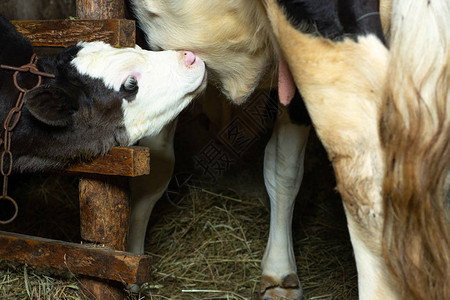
[0,15,206,172]
[127,8,313,295]
[128,0,448,299]
[126,0,380,298]
[127,0,381,298]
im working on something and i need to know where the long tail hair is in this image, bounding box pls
[380,0,450,299]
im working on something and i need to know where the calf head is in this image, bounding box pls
[2,40,206,172]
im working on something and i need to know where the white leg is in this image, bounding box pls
[344,214,398,300]
[128,120,177,254]
[261,105,309,300]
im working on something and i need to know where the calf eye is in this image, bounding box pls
[122,75,138,92]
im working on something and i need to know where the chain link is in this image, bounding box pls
[0,54,55,225]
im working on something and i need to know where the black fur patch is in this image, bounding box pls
[337,0,385,43]
[277,0,343,39]
[287,89,312,126]
[277,0,385,42]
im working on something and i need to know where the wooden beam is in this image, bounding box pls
[11,19,135,48]
[0,231,151,284]
[64,146,150,177]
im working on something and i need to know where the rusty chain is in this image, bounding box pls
[0,54,55,224]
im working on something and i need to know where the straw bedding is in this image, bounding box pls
[0,108,357,299]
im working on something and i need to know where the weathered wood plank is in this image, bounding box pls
[11,19,135,47]
[0,231,151,284]
[64,146,150,177]
[77,0,124,20]
[79,175,130,250]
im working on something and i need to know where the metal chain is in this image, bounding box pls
[0,54,55,224]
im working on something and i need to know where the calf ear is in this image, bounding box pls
[24,85,79,127]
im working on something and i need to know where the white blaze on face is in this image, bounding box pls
[71,41,206,144]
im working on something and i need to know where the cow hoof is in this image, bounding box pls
[260,274,304,300]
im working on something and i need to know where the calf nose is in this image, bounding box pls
[183,51,196,66]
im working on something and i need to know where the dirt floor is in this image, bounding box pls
[0,94,358,299]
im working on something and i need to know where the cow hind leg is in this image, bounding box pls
[264,0,396,298]
[261,104,310,300]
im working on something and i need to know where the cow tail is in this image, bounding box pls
[380,0,450,299]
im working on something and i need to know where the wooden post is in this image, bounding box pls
[75,1,131,298]
[79,176,130,251]
[76,0,124,19]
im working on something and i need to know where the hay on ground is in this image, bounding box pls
[0,129,357,299]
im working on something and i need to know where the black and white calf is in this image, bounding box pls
[0,15,206,172]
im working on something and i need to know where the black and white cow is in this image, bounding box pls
[0,15,206,172]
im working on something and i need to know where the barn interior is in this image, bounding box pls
[0,1,357,299]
